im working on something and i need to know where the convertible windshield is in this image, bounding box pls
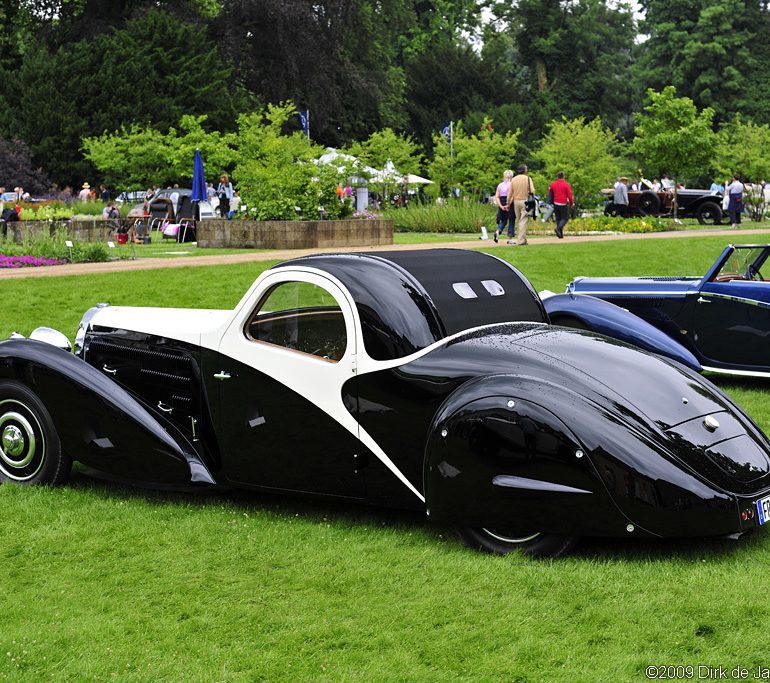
[715,247,769,281]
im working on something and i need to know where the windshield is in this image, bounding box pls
[714,247,769,281]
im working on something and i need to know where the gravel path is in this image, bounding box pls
[2,227,769,280]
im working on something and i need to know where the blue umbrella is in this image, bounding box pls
[191,148,207,204]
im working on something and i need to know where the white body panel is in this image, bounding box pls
[92,307,231,346]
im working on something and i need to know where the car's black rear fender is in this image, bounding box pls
[423,374,743,538]
[423,374,640,537]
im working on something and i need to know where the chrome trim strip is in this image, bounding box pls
[492,475,592,494]
[702,366,770,378]
[697,292,770,308]
[573,291,692,297]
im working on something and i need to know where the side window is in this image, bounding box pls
[245,281,347,361]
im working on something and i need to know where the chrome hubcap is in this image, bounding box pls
[2,424,26,459]
[0,401,44,480]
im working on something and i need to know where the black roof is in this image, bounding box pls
[276,249,546,361]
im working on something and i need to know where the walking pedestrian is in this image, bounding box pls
[217,174,234,218]
[506,165,535,245]
[726,174,744,228]
[493,170,513,243]
[549,171,574,238]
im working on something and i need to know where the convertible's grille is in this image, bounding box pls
[637,276,688,281]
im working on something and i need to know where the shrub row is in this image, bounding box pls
[383,203,671,234]
[382,203,497,233]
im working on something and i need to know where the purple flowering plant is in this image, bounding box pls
[352,209,379,220]
[0,254,67,268]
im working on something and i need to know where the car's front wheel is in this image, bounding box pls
[696,201,723,225]
[0,381,70,485]
[458,526,578,558]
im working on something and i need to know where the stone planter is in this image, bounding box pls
[2,219,115,244]
[197,218,393,249]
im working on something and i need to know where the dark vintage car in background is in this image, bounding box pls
[544,244,770,377]
[604,187,724,224]
[2,249,770,557]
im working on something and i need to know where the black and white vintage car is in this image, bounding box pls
[3,249,770,557]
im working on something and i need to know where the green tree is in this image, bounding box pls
[632,86,717,187]
[404,36,498,150]
[498,0,636,134]
[347,129,424,176]
[713,118,770,182]
[232,103,351,220]
[533,117,625,208]
[428,119,520,195]
[635,0,770,123]
[83,116,235,189]
[11,9,245,186]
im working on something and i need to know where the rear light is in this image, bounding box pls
[741,507,756,522]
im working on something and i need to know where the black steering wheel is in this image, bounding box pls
[747,264,765,281]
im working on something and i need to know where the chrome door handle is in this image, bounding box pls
[213,371,231,380]
[697,297,711,304]
[102,364,117,375]
[157,401,173,413]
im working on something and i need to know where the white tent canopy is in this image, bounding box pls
[317,150,433,185]
[404,173,433,185]
[315,148,377,178]
[370,160,433,185]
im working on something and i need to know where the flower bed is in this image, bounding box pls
[0,229,111,264]
[0,255,67,268]
[564,215,669,234]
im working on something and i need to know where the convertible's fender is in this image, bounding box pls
[0,338,216,486]
[541,292,702,372]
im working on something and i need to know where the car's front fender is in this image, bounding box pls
[0,338,216,486]
[542,292,702,372]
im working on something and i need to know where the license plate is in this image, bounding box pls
[756,496,770,525]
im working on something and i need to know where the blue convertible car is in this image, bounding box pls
[543,244,770,377]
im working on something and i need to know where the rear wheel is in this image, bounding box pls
[458,526,578,558]
[0,381,70,485]
[638,191,661,215]
[696,201,723,225]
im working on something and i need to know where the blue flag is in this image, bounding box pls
[441,121,453,142]
[299,110,310,135]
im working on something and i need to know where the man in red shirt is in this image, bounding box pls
[549,171,574,239]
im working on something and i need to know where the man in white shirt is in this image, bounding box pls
[726,175,744,228]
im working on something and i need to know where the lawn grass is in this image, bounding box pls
[3,233,770,680]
